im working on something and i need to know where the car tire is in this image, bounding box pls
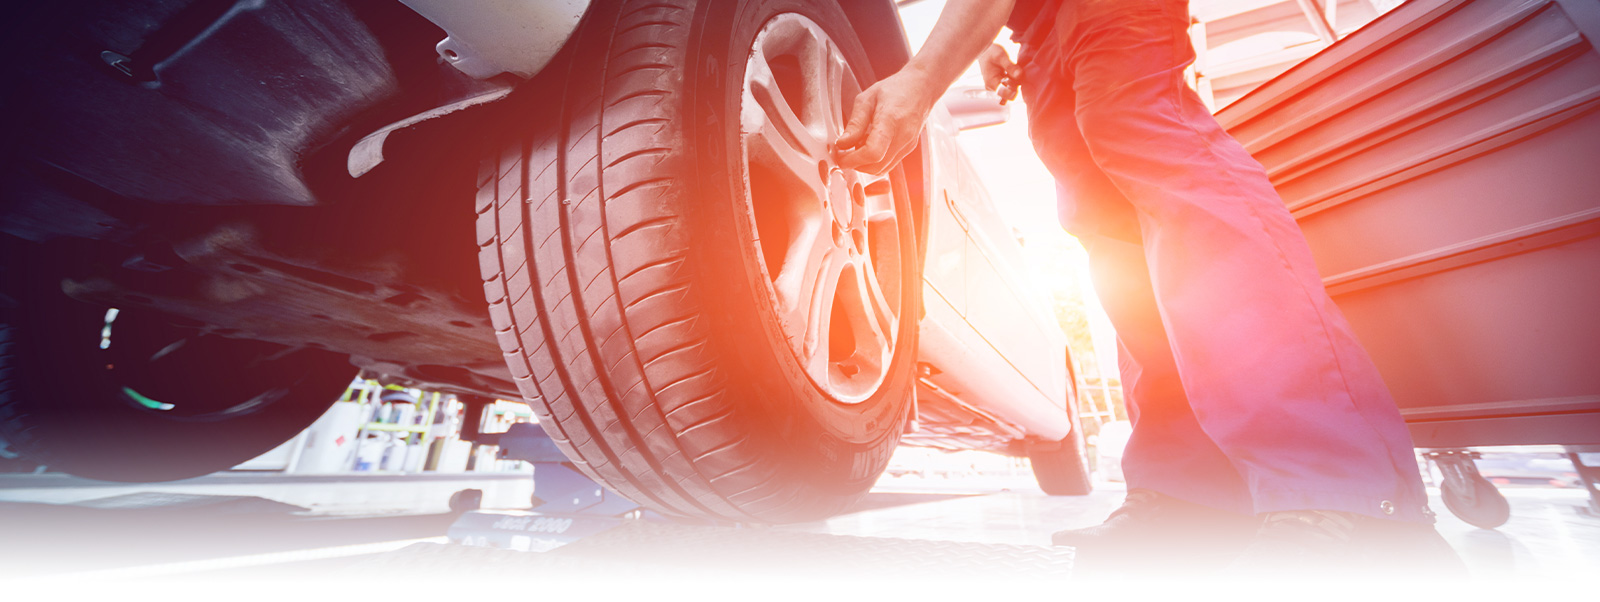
[0,251,358,482]
[1029,349,1093,496]
[1030,437,1093,496]
[476,0,919,522]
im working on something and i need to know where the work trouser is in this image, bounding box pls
[1018,0,1431,522]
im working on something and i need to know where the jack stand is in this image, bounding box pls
[447,419,642,552]
[1565,446,1600,517]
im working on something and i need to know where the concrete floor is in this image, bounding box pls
[807,474,1600,579]
[0,469,1595,587]
[0,471,534,583]
[0,471,535,516]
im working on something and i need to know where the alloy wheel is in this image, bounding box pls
[740,13,904,404]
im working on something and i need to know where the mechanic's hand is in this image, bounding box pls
[978,44,1022,91]
[978,44,1022,104]
[834,69,941,175]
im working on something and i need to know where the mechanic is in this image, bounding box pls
[834,0,1458,573]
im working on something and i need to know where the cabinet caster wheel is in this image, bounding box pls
[1429,450,1510,529]
[1442,474,1510,529]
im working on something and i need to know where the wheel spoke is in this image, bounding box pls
[792,31,831,136]
[823,41,859,140]
[856,173,897,227]
[815,259,893,395]
[804,250,853,378]
[744,50,825,159]
[853,171,902,334]
[851,256,897,357]
[773,221,842,359]
[742,90,827,203]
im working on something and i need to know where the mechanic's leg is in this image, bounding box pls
[1019,25,1251,515]
[1079,234,1251,515]
[1060,0,1429,522]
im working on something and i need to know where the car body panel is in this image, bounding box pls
[914,107,1073,443]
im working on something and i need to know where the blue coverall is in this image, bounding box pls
[1013,0,1432,523]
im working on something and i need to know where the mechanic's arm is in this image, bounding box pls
[834,0,1017,175]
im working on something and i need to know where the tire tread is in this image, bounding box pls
[477,0,783,521]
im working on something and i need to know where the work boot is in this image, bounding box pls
[1052,489,1257,573]
[1226,509,1465,579]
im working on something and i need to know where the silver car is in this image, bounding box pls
[0,0,1087,522]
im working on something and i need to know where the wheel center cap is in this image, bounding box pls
[827,170,852,228]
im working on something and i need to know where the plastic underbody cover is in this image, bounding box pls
[399,0,590,79]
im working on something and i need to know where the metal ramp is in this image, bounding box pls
[360,519,1074,582]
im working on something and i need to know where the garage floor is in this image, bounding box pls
[1,471,1595,589]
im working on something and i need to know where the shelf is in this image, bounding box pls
[362,423,428,433]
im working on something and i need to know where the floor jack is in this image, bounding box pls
[444,401,645,552]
